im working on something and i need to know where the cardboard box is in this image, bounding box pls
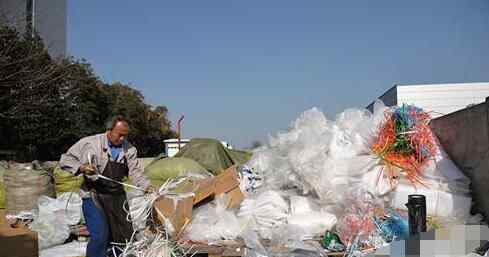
[0,210,38,257]
[153,165,245,239]
[192,177,216,204]
[0,210,6,225]
[225,187,245,209]
[214,166,240,195]
[153,195,193,238]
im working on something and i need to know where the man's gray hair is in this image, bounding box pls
[105,115,129,130]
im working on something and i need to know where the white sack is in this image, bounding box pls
[29,196,72,249]
[287,211,337,236]
[391,180,472,218]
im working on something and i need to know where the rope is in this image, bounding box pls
[123,178,189,223]
[96,174,146,192]
[116,229,195,257]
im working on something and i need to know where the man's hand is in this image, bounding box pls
[144,185,156,194]
[79,164,96,175]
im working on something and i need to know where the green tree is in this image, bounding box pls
[0,24,68,160]
[104,82,176,156]
[0,23,174,161]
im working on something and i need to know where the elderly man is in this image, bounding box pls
[60,115,153,257]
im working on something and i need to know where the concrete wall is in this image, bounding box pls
[35,0,66,57]
[0,0,28,32]
[430,98,489,219]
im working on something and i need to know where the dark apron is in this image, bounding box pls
[84,155,134,244]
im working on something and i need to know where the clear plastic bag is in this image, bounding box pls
[287,212,337,237]
[246,104,391,206]
[183,196,241,242]
[270,224,308,250]
[335,189,384,247]
[238,191,289,229]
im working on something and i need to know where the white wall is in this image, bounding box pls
[164,139,234,157]
[397,83,489,118]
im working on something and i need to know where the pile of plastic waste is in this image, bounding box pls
[178,101,481,257]
[4,101,482,257]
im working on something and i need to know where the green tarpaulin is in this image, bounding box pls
[144,157,209,187]
[139,158,155,169]
[174,138,252,175]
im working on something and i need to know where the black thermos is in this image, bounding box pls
[405,194,427,236]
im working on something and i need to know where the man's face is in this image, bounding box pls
[108,121,129,146]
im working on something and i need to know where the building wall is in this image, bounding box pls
[164,139,190,157]
[430,98,489,219]
[0,0,66,57]
[164,139,233,157]
[34,0,66,57]
[397,83,489,118]
[0,0,27,32]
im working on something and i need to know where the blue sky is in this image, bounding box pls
[68,1,489,148]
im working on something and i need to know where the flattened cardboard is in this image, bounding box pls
[225,187,245,209]
[214,166,240,195]
[192,178,215,204]
[0,211,38,257]
[153,195,193,238]
[153,165,245,238]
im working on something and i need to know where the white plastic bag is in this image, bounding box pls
[289,196,317,215]
[238,191,289,228]
[421,147,471,195]
[391,179,472,218]
[55,192,82,226]
[29,196,72,249]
